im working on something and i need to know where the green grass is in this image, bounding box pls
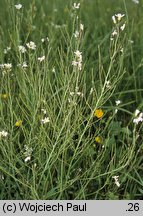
[0,0,143,199]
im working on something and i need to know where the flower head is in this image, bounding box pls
[120,23,126,31]
[112,15,117,24]
[15,4,22,10]
[41,108,47,114]
[4,47,11,54]
[112,176,120,187]
[74,30,80,38]
[115,13,125,21]
[80,23,84,31]
[72,50,82,71]
[94,109,104,118]
[1,93,8,100]
[15,120,22,127]
[24,145,32,162]
[0,130,8,138]
[26,41,36,50]
[132,0,139,4]
[105,80,111,89]
[0,63,12,72]
[95,136,102,144]
[115,100,121,106]
[38,55,45,62]
[41,117,50,124]
[73,3,80,9]
[18,45,26,53]
[24,156,31,162]
[133,109,143,125]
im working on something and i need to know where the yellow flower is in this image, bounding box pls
[15,120,22,127]
[1,93,8,100]
[94,109,104,118]
[95,136,102,144]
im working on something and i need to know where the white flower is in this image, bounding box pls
[90,87,94,95]
[132,0,139,4]
[112,176,120,187]
[135,109,140,116]
[115,13,125,21]
[115,108,118,114]
[38,55,45,62]
[0,63,12,71]
[129,40,134,44]
[41,38,45,43]
[74,31,80,38]
[73,3,80,9]
[112,15,117,24]
[70,92,75,96]
[18,45,26,53]
[0,131,8,138]
[22,62,28,68]
[80,23,84,31]
[120,23,126,31]
[52,67,56,73]
[17,62,28,68]
[24,156,31,162]
[41,108,47,114]
[133,109,143,124]
[74,50,82,58]
[26,41,36,50]
[120,47,124,53]
[105,80,111,88]
[41,117,50,124]
[4,47,11,54]
[72,60,78,67]
[72,61,82,71]
[72,50,82,71]
[112,30,118,36]
[0,173,4,180]
[15,4,22,10]
[76,91,83,97]
[41,37,49,43]
[115,100,121,106]
[24,145,32,162]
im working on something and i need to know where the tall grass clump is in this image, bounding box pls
[0,0,143,199]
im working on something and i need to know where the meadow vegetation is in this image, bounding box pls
[0,0,143,199]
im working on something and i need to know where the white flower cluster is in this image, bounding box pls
[115,100,122,114]
[17,62,28,68]
[40,108,50,124]
[0,130,8,138]
[133,109,143,124]
[0,63,12,73]
[72,50,82,71]
[41,37,49,43]
[18,45,26,53]
[74,23,84,39]
[4,46,11,54]
[15,4,22,10]
[115,100,121,106]
[26,41,36,50]
[38,55,45,62]
[111,13,126,41]
[68,87,83,104]
[24,145,33,162]
[132,0,139,4]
